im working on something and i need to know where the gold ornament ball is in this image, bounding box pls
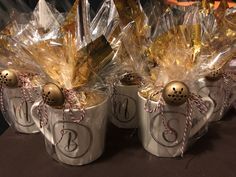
[0,70,18,88]
[42,83,65,107]
[162,81,190,106]
[206,68,222,81]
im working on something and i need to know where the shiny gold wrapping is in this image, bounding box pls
[74,90,107,107]
[214,0,236,39]
[146,20,236,86]
[27,34,113,89]
[60,0,79,35]
[114,0,148,42]
[149,25,199,76]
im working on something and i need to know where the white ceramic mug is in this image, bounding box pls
[3,87,40,134]
[31,95,108,166]
[138,92,214,157]
[109,83,139,128]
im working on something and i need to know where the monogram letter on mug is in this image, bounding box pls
[138,81,214,157]
[110,73,141,128]
[0,70,40,134]
[31,83,108,165]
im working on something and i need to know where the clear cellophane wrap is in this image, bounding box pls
[118,0,236,157]
[119,0,236,96]
[0,0,123,164]
[1,0,64,42]
[108,0,150,83]
[7,0,121,109]
[0,0,66,127]
[0,0,65,84]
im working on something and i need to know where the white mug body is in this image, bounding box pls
[109,83,139,128]
[31,94,108,166]
[138,92,214,157]
[3,87,40,134]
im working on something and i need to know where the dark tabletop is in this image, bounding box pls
[0,109,236,177]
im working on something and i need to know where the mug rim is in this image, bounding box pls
[138,91,161,104]
[55,93,109,112]
[116,81,140,88]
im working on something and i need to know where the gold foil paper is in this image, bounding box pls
[60,0,91,46]
[60,0,79,35]
[223,12,236,39]
[75,90,106,107]
[215,0,229,23]
[150,25,198,69]
[0,0,64,45]
[28,35,113,89]
[201,0,214,14]
[214,0,235,39]
[147,22,236,85]
[114,0,148,39]
[0,23,13,36]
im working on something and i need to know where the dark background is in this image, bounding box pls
[0,0,103,28]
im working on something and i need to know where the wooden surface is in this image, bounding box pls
[0,109,236,177]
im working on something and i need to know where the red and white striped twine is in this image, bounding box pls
[0,85,5,113]
[220,73,232,115]
[37,103,48,128]
[18,73,36,104]
[180,99,193,157]
[180,93,208,157]
[144,92,177,136]
[63,89,85,123]
[111,83,118,107]
[190,93,208,114]
[144,90,209,157]
[37,88,86,128]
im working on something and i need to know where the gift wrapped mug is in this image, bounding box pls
[110,73,141,128]
[1,70,40,134]
[31,83,108,165]
[197,68,236,121]
[138,81,214,157]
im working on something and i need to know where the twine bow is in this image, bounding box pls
[63,89,85,123]
[37,102,48,128]
[0,84,5,113]
[37,88,86,128]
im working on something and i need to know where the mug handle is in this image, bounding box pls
[190,96,214,137]
[31,100,55,145]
